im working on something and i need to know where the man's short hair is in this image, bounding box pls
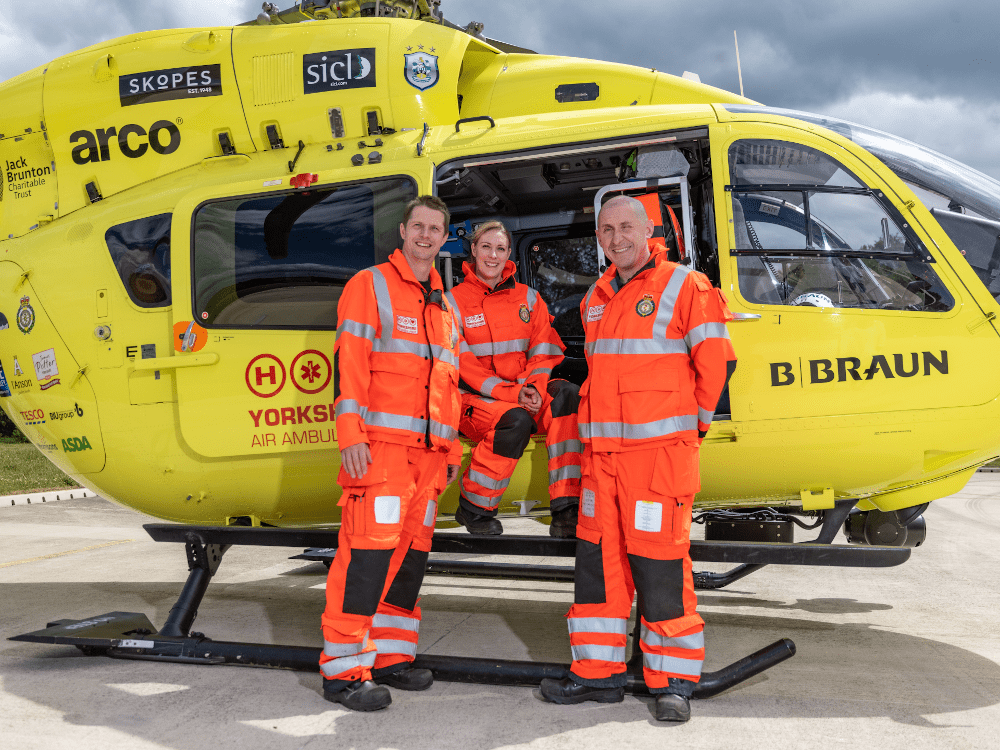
[469,220,513,250]
[598,194,649,224]
[403,195,450,229]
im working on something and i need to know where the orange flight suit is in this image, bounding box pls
[568,246,736,694]
[446,260,581,516]
[320,250,462,688]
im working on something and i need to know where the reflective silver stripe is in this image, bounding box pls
[367,411,427,433]
[372,337,431,357]
[568,617,629,635]
[585,340,596,358]
[460,340,473,354]
[373,614,420,633]
[461,488,500,509]
[520,367,551,383]
[579,415,699,441]
[643,652,703,678]
[374,639,418,657]
[685,321,731,350]
[548,439,583,458]
[469,342,494,357]
[698,407,714,425]
[323,638,367,658]
[640,625,705,651]
[549,465,582,484]
[335,399,369,420]
[491,338,530,356]
[527,343,562,358]
[429,420,458,442]
[526,287,539,312]
[582,283,599,318]
[651,266,691,341]
[466,469,510,491]
[368,267,395,338]
[320,650,377,677]
[481,376,504,398]
[588,338,688,356]
[571,644,627,663]
[430,343,458,369]
[445,291,463,335]
[336,318,377,342]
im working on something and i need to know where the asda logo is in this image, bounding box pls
[62,436,92,453]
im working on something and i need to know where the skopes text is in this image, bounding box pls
[770,351,949,387]
[70,121,181,165]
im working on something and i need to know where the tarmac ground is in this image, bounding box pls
[1,475,999,750]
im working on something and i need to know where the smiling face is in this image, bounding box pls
[399,205,448,270]
[596,197,654,282]
[470,228,512,289]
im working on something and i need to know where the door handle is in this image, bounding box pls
[133,353,219,371]
[730,313,762,322]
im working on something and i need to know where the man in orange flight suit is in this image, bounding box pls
[320,195,463,712]
[540,195,737,722]
[445,221,582,537]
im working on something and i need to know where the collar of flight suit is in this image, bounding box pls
[389,248,446,298]
[600,243,668,298]
[460,258,518,295]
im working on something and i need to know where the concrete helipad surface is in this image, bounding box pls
[2,476,999,749]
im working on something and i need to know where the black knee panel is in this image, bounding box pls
[492,408,535,458]
[343,548,394,616]
[574,540,607,605]
[547,380,580,418]
[384,544,429,611]
[627,554,684,622]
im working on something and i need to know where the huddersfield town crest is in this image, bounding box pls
[404,51,439,91]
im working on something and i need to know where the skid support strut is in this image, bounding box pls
[159,534,229,638]
[694,499,858,590]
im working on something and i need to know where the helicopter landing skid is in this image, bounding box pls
[10,521,908,696]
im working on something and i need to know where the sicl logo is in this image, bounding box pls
[246,351,332,398]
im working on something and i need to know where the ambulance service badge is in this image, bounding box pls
[16,296,35,335]
[404,51,439,91]
[636,294,655,318]
[519,304,530,323]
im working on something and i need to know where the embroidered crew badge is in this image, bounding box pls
[636,293,655,318]
[519,304,530,323]
[16,296,35,335]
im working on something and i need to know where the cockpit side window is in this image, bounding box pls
[105,213,172,308]
[729,140,953,312]
[192,177,416,329]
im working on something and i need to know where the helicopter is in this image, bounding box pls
[1,0,999,557]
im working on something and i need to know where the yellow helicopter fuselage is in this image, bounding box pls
[1,17,998,527]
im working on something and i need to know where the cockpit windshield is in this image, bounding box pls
[724,105,1000,301]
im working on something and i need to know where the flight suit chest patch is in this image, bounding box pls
[396,315,418,335]
[519,304,531,323]
[466,313,486,328]
[635,294,656,318]
[587,305,605,322]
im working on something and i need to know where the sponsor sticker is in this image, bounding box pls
[16,296,34,335]
[396,315,419,335]
[582,488,596,518]
[119,64,223,107]
[62,436,93,453]
[404,51,439,91]
[303,49,376,93]
[465,313,486,328]
[587,305,605,322]
[32,348,60,391]
[12,357,22,376]
[19,409,45,425]
[0,361,9,397]
[634,500,662,533]
[0,312,8,331]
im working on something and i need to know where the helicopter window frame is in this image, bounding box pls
[189,174,418,331]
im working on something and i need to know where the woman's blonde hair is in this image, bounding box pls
[469,220,513,250]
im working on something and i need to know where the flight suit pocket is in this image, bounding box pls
[650,442,701,497]
[618,368,679,426]
[623,490,677,557]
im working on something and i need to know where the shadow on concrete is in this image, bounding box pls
[3,578,1000,748]
[698,595,894,615]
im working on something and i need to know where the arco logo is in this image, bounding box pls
[61,436,92,453]
[69,121,181,165]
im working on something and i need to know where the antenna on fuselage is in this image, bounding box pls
[734,30,745,98]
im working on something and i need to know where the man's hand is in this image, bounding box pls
[518,385,543,415]
[447,463,461,484]
[341,442,372,480]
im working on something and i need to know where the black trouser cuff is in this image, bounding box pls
[550,496,578,513]
[371,661,411,679]
[322,678,353,692]
[459,494,499,518]
[649,677,697,696]
[569,670,628,689]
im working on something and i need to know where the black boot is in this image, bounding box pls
[456,504,503,535]
[539,677,624,704]
[549,505,578,538]
[654,693,691,722]
[323,680,391,711]
[374,667,433,691]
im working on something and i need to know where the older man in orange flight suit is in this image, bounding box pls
[320,195,463,712]
[540,195,737,722]
[445,221,582,537]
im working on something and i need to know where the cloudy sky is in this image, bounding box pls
[2,0,999,178]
